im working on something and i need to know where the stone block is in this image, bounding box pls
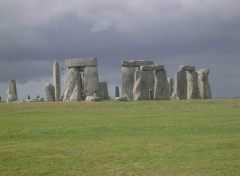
[140,65,156,71]
[186,71,200,99]
[122,60,154,67]
[65,58,97,67]
[45,82,55,101]
[7,80,18,103]
[155,65,165,71]
[154,70,170,100]
[121,67,135,99]
[53,61,61,100]
[180,65,196,71]
[84,66,99,96]
[197,69,212,99]
[174,70,188,100]
[98,82,109,100]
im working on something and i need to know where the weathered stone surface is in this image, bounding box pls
[122,60,154,67]
[53,61,61,100]
[133,70,155,100]
[197,69,212,99]
[65,58,97,67]
[115,86,120,97]
[85,94,102,102]
[180,65,196,71]
[154,70,170,100]
[7,80,18,103]
[155,65,165,71]
[115,96,128,101]
[186,71,200,99]
[174,70,188,100]
[140,65,155,71]
[98,82,109,100]
[63,67,82,101]
[84,66,99,96]
[121,67,135,99]
[45,82,55,101]
[168,78,174,95]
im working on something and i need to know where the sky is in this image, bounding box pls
[0,0,240,100]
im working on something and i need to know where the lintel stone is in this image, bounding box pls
[65,58,97,67]
[122,60,154,67]
[180,65,196,71]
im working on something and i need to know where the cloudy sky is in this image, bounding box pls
[0,0,240,100]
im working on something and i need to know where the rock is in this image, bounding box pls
[7,80,18,103]
[154,70,170,100]
[168,78,174,95]
[197,69,212,99]
[122,60,154,67]
[115,96,128,101]
[187,70,200,99]
[140,65,156,71]
[174,70,188,100]
[65,58,97,67]
[115,86,120,98]
[121,66,135,99]
[155,65,165,71]
[98,82,109,100]
[53,61,61,100]
[180,65,196,71]
[133,70,155,100]
[63,67,82,101]
[85,94,102,102]
[45,82,55,101]
[84,66,99,97]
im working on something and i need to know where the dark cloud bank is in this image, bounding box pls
[0,0,240,100]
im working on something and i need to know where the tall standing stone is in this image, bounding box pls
[45,82,55,101]
[197,69,212,99]
[115,86,120,98]
[154,67,170,100]
[84,66,99,96]
[53,61,61,100]
[168,78,174,95]
[98,82,109,100]
[133,67,155,100]
[63,67,82,101]
[121,66,135,99]
[7,80,18,102]
[174,70,188,100]
[186,70,200,99]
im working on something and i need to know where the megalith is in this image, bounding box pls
[45,82,55,101]
[115,86,120,98]
[98,82,109,100]
[53,61,61,100]
[133,65,155,100]
[121,60,153,99]
[63,67,82,101]
[154,66,170,100]
[186,70,200,99]
[84,66,99,96]
[7,80,18,102]
[168,78,174,95]
[174,70,188,100]
[197,69,212,99]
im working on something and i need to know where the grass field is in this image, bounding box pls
[0,99,240,175]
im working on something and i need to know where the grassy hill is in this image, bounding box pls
[0,99,240,175]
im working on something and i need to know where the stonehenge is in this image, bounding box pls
[7,80,18,102]
[45,82,55,101]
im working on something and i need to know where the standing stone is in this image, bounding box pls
[45,82,55,101]
[53,61,61,100]
[149,89,154,100]
[121,66,135,99]
[7,80,18,102]
[133,70,155,100]
[186,70,200,99]
[98,82,109,100]
[168,78,174,95]
[63,67,82,101]
[154,69,170,100]
[115,86,120,98]
[197,69,212,99]
[84,66,99,96]
[174,70,188,100]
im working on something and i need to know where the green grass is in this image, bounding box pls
[0,99,240,175]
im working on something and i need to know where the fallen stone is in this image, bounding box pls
[115,96,128,101]
[85,94,102,102]
[7,80,18,103]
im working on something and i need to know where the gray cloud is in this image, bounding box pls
[0,0,240,99]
